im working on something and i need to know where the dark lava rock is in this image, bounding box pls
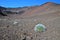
[22,37,26,40]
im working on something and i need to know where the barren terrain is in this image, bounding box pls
[0,2,60,40]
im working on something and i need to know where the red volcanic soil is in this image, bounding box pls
[43,2,54,6]
[20,2,60,18]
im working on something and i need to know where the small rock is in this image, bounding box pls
[26,36,31,39]
[13,21,18,25]
[21,29,23,31]
[31,37,33,39]
[7,25,9,28]
[22,37,26,40]
[29,33,32,35]
[39,39,41,40]
[23,33,27,35]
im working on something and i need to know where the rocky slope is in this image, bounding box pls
[0,2,60,40]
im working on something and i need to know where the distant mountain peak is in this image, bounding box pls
[46,2,54,4]
[45,2,56,4]
[42,2,58,6]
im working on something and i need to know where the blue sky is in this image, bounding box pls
[0,0,60,8]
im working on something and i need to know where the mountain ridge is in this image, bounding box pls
[0,2,60,16]
[0,2,60,8]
